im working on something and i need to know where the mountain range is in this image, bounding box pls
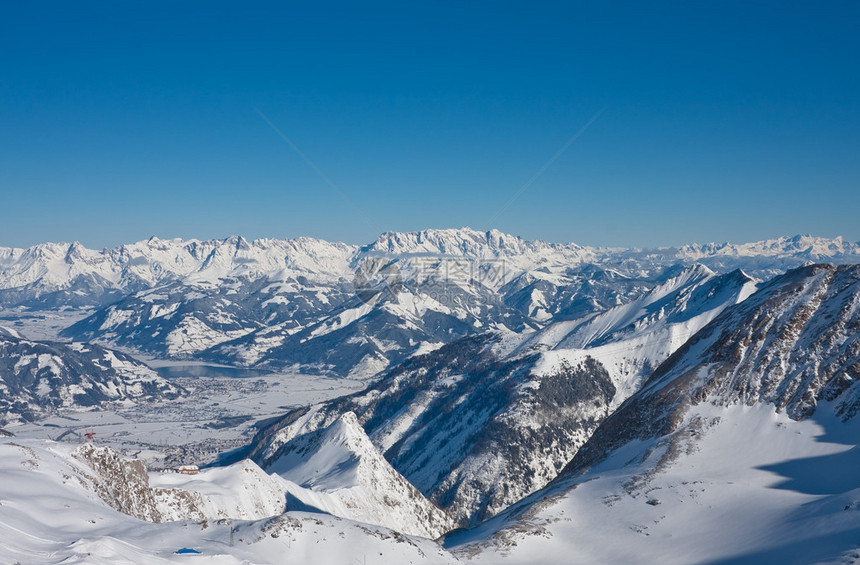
[1,229,859,563]
[2,229,857,380]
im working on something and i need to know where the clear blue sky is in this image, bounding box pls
[1,1,858,249]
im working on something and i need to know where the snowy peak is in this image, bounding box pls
[273,411,369,491]
[0,235,357,304]
[364,227,526,256]
[2,231,858,304]
[362,227,592,261]
[266,411,455,538]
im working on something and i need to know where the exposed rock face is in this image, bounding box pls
[72,443,289,523]
[72,443,169,522]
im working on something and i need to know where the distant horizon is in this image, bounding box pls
[2,227,857,253]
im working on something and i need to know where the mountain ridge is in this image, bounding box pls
[3,229,859,298]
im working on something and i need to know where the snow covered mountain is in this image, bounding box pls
[3,230,857,312]
[73,436,453,538]
[563,262,860,476]
[248,335,614,527]
[200,267,539,377]
[48,228,855,377]
[0,326,182,425]
[627,233,860,282]
[62,274,355,359]
[447,263,860,564]
[0,235,354,309]
[72,442,286,523]
[516,265,758,404]
[57,229,623,375]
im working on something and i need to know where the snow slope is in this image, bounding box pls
[448,403,860,565]
[523,265,758,406]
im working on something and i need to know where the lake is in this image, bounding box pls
[155,364,272,379]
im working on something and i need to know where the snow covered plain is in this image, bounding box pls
[0,308,93,342]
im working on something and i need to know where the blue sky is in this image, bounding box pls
[1,1,858,249]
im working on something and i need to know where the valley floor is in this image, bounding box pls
[8,369,365,469]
